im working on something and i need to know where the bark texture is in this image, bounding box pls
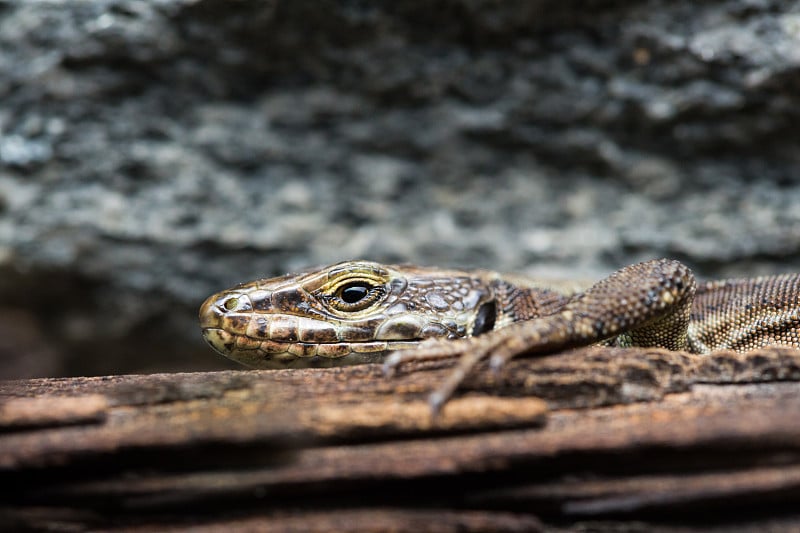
[2,346,800,531]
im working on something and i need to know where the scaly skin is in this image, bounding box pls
[199,259,800,409]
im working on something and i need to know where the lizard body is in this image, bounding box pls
[199,259,800,408]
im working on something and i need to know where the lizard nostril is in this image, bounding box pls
[222,297,240,311]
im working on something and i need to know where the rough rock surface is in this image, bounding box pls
[1,0,799,377]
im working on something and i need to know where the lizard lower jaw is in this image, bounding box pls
[200,327,420,368]
[201,328,234,357]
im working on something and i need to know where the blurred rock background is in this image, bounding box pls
[1,0,799,379]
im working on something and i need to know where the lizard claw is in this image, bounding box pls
[426,347,492,416]
[489,343,518,372]
[489,353,506,373]
[383,338,469,378]
[382,352,403,377]
[427,390,447,418]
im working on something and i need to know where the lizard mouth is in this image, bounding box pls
[201,327,420,369]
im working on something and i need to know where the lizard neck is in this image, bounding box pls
[489,280,572,330]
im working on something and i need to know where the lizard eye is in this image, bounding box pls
[340,283,370,304]
[328,281,386,312]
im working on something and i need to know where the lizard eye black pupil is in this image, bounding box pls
[341,284,369,304]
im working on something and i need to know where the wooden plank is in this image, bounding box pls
[2,346,800,531]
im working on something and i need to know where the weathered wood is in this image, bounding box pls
[2,346,800,531]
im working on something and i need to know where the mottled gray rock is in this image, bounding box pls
[1,0,799,377]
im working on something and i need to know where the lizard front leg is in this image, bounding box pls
[384,258,697,412]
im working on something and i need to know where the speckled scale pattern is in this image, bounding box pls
[200,258,800,372]
[438,259,697,359]
[492,280,570,327]
[584,259,696,351]
[689,274,800,352]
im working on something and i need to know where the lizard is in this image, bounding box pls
[199,259,800,412]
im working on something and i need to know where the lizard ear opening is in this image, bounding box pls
[471,301,497,336]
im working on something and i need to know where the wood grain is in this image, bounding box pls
[2,346,800,531]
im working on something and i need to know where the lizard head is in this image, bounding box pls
[199,260,498,368]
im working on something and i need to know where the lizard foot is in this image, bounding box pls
[386,325,532,415]
[386,259,699,415]
[382,337,467,377]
